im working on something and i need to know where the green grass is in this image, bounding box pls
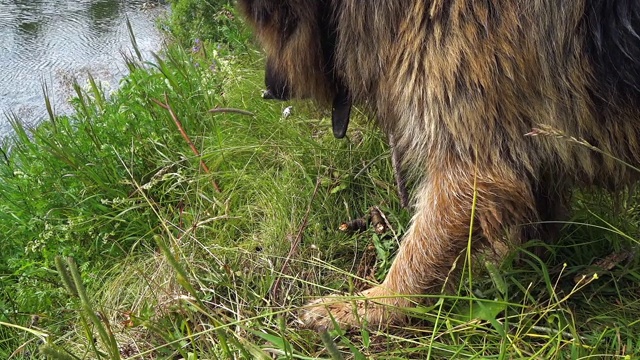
[1,13,640,360]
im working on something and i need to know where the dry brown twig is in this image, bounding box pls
[270,178,322,305]
[152,94,221,193]
[208,107,255,116]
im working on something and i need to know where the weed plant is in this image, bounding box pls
[1,8,640,360]
[164,0,251,49]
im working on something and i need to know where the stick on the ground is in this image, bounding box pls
[208,107,255,116]
[270,178,322,305]
[152,94,221,193]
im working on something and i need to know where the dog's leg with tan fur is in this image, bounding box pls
[301,161,537,330]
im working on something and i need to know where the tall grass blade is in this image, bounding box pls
[41,79,57,129]
[86,73,105,111]
[72,81,90,119]
[54,256,78,297]
[126,16,143,62]
[319,331,345,360]
[153,235,204,309]
[66,257,121,360]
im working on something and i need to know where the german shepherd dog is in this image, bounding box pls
[238,0,640,330]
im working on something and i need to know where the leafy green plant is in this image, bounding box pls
[165,0,251,50]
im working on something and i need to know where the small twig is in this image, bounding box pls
[208,107,255,116]
[270,178,322,304]
[152,94,221,193]
[369,206,388,234]
[372,204,401,246]
[339,217,368,234]
[572,248,635,284]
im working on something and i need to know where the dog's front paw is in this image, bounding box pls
[299,286,407,331]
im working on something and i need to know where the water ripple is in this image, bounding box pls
[0,0,167,135]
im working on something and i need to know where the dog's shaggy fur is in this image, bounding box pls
[239,0,640,330]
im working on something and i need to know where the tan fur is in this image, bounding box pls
[239,0,640,330]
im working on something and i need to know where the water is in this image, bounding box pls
[0,0,167,135]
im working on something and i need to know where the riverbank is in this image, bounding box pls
[2,2,640,358]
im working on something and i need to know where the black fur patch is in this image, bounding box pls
[585,0,640,105]
[264,57,290,100]
[317,0,339,81]
[277,5,299,43]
